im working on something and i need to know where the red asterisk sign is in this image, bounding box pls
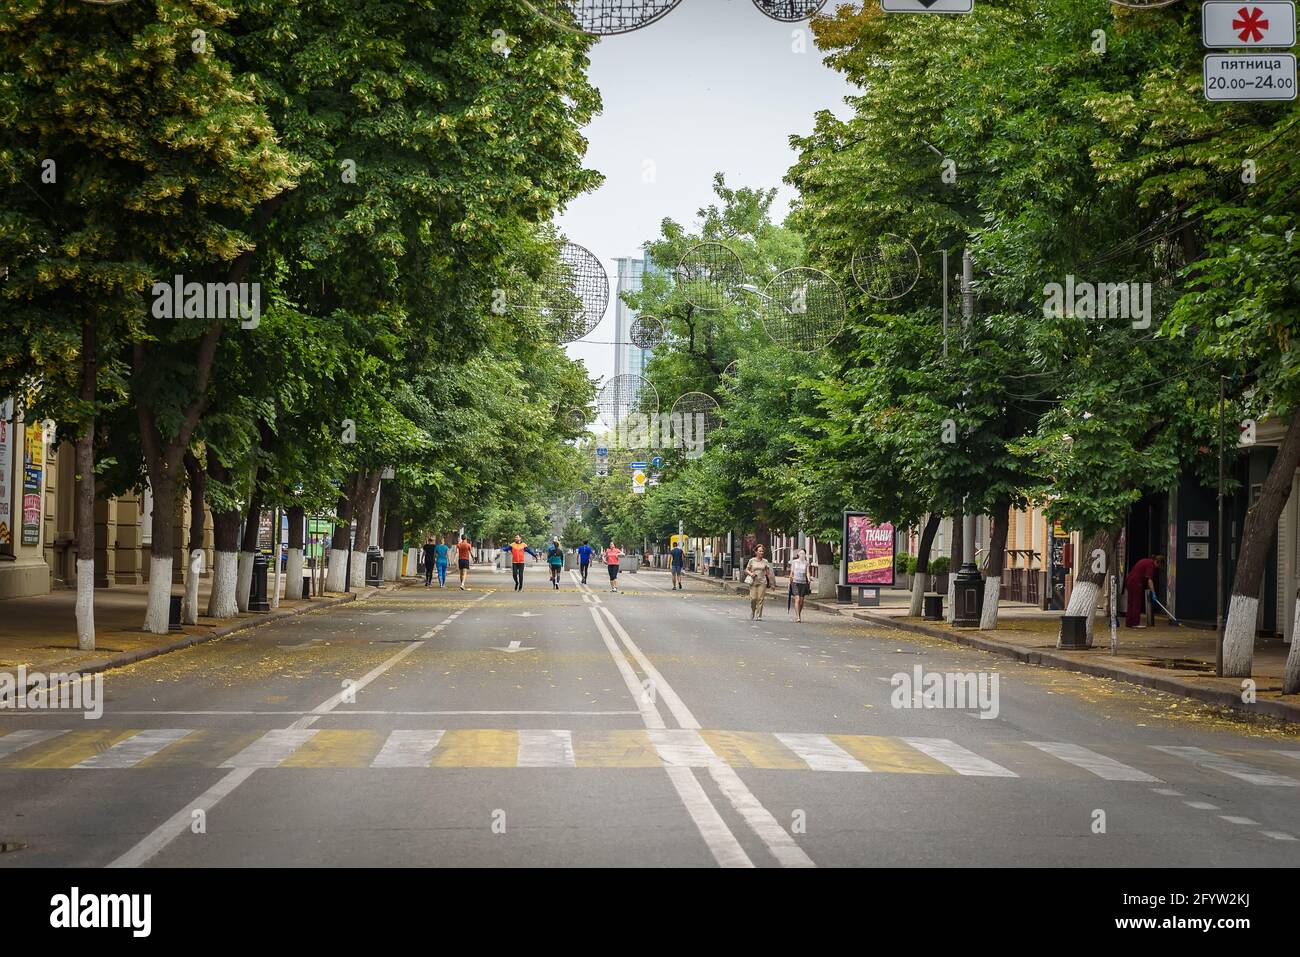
[1233,6,1270,43]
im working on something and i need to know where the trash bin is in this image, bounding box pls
[248,554,270,612]
[365,546,383,586]
[1058,615,1090,649]
[922,594,943,620]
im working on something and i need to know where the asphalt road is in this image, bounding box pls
[2,563,1299,868]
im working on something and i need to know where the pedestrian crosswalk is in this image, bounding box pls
[1,725,1298,783]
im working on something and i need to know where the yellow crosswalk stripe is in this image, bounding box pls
[279,730,388,768]
[0,729,140,769]
[572,729,662,768]
[699,730,807,770]
[136,729,267,768]
[430,729,519,768]
[829,734,953,774]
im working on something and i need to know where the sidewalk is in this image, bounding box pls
[686,569,1300,724]
[0,579,377,683]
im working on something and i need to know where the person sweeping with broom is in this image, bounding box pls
[1124,554,1165,628]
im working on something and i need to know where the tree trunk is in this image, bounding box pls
[909,513,941,616]
[1227,415,1300,676]
[382,489,404,580]
[1284,586,1300,694]
[206,457,241,618]
[142,469,177,634]
[946,506,963,624]
[1063,526,1116,648]
[236,480,263,612]
[74,319,97,650]
[326,483,356,593]
[979,503,1011,630]
[350,468,383,589]
[181,452,207,625]
[285,504,305,602]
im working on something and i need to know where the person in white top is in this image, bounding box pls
[789,548,811,623]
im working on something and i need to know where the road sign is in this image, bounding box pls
[596,446,607,457]
[1203,2,1296,48]
[651,456,663,468]
[631,469,647,494]
[1203,52,1297,99]
[881,0,973,12]
[595,463,608,477]
[630,461,648,469]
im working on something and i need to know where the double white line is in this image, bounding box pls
[571,570,813,868]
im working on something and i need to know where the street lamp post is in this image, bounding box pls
[1216,375,1226,677]
[952,250,983,628]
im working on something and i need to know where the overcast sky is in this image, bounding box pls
[556,0,860,382]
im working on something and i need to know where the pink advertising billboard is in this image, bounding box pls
[844,512,895,587]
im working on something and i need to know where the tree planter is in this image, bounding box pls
[930,573,949,595]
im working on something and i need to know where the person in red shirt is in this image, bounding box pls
[604,542,623,592]
[455,535,474,591]
[1124,554,1165,628]
[501,535,537,592]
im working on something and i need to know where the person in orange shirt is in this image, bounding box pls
[501,535,537,591]
[455,535,475,591]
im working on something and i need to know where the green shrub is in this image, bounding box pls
[929,555,950,576]
[895,551,910,573]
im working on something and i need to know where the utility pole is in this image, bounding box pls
[953,249,982,628]
[1216,375,1226,677]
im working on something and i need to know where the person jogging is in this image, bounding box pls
[434,536,450,588]
[455,535,474,590]
[422,535,438,587]
[577,540,593,583]
[605,541,623,593]
[546,538,565,589]
[501,535,537,592]
[1124,553,1165,628]
[670,541,685,590]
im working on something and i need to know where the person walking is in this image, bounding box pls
[577,540,593,583]
[670,541,685,590]
[789,547,811,623]
[421,535,438,587]
[605,541,623,593]
[745,544,776,620]
[455,534,474,590]
[546,538,565,589]
[502,535,536,592]
[1124,553,1165,628]
[434,535,450,588]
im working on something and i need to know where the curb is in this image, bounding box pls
[682,570,1300,725]
[8,586,385,683]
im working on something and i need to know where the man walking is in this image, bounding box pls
[577,540,593,583]
[422,535,438,587]
[1124,553,1165,628]
[670,540,685,590]
[455,534,474,590]
[502,535,536,592]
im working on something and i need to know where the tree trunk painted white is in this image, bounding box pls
[909,573,926,617]
[236,551,255,612]
[142,556,174,634]
[284,547,304,601]
[383,549,401,581]
[1222,594,1260,677]
[1064,579,1100,646]
[1284,592,1300,694]
[75,559,96,651]
[979,576,1001,630]
[182,550,202,625]
[207,550,239,618]
[350,549,367,591]
[326,547,348,592]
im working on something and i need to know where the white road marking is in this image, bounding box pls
[1152,788,1184,796]
[663,766,753,868]
[105,709,641,716]
[371,730,445,768]
[517,729,576,768]
[1153,746,1299,787]
[1261,831,1296,841]
[708,763,815,868]
[1025,741,1161,782]
[0,728,66,758]
[774,732,868,772]
[598,606,698,730]
[901,737,1018,777]
[1183,801,1220,810]
[74,729,193,769]
[589,606,664,730]
[648,729,725,767]
[1220,816,1259,826]
[220,728,319,768]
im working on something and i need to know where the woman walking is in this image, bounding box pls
[605,541,623,593]
[745,544,776,620]
[789,548,810,623]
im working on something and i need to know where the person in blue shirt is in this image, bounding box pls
[434,536,450,588]
[670,542,685,591]
[577,540,593,583]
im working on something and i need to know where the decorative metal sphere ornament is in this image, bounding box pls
[523,0,684,35]
[1107,0,1179,8]
[670,391,723,438]
[509,241,608,344]
[565,407,590,431]
[597,373,659,428]
[676,242,745,312]
[751,0,828,22]
[851,234,920,301]
[630,315,665,349]
[760,267,846,352]
[721,359,740,384]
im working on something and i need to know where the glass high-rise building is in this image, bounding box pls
[613,253,656,382]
